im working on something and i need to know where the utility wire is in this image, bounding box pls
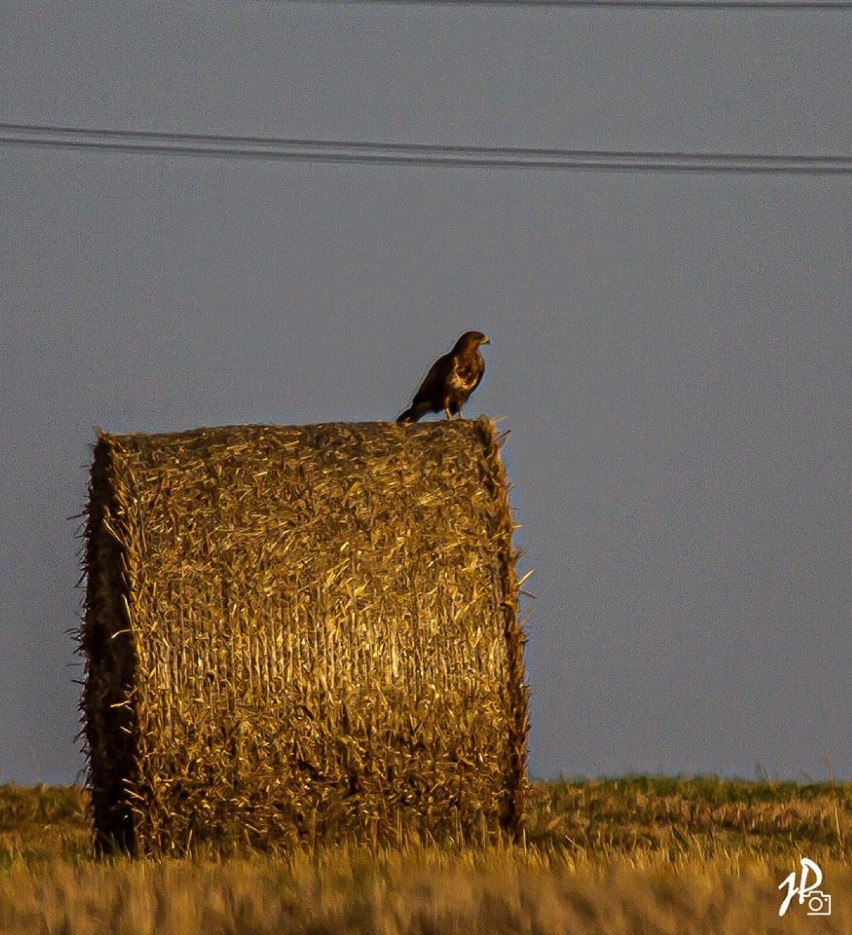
[274,0,852,8]
[2,123,851,174]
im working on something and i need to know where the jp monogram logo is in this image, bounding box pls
[778,858,832,917]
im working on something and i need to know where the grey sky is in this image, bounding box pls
[2,2,850,784]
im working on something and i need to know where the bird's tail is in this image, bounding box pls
[396,400,432,424]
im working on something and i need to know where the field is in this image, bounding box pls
[0,777,849,934]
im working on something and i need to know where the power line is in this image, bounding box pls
[274,0,852,8]
[2,123,851,174]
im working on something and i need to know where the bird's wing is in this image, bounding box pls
[412,351,454,405]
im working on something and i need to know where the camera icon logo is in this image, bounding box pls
[779,858,832,917]
[807,891,832,916]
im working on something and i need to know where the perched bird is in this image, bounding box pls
[397,331,490,424]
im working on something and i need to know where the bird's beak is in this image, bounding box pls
[482,336,491,345]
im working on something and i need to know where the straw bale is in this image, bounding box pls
[80,418,528,855]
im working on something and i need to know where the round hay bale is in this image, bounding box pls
[80,418,528,855]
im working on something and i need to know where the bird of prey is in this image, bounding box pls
[397,331,490,424]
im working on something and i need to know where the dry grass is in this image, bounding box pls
[2,849,849,935]
[81,419,527,854]
[1,780,849,934]
[526,775,850,858]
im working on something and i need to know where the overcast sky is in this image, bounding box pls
[2,1,850,785]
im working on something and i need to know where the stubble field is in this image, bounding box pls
[0,777,849,934]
